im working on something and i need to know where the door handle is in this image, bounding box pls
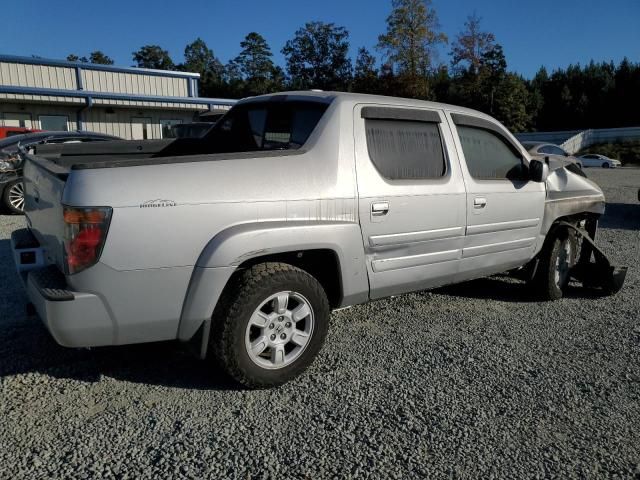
[473,197,487,209]
[371,201,390,216]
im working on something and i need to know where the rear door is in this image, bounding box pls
[448,113,545,280]
[355,104,466,299]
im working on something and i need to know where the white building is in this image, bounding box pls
[0,55,235,139]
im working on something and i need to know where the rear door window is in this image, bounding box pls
[364,119,446,180]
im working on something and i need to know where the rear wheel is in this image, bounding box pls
[2,179,25,214]
[532,228,576,300]
[210,262,330,388]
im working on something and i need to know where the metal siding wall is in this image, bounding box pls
[1,59,231,139]
[78,69,188,97]
[0,62,78,90]
[0,93,83,104]
[83,108,197,140]
[0,103,77,130]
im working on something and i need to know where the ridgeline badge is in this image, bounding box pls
[140,199,177,208]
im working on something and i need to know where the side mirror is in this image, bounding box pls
[529,158,549,183]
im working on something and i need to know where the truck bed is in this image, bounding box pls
[34,138,181,166]
[28,138,305,173]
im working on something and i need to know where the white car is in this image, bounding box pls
[579,154,621,168]
[520,142,584,169]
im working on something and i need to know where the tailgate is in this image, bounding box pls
[22,154,68,270]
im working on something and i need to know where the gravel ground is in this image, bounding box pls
[0,168,639,479]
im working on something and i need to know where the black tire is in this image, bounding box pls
[602,162,610,168]
[2,178,25,215]
[210,262,330,388]
[531,228,577,300]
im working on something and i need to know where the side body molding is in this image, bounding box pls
[177,221,370,341]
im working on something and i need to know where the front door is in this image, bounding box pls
[355,104,467,299]
[449,113,545,281]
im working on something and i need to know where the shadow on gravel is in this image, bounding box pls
[0,322,241,390]
[0,240,239,391]
[435,276,610,303]
[600,202,640,230]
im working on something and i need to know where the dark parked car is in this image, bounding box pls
[0,131,120,213]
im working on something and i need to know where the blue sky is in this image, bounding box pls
[2,0,638,78]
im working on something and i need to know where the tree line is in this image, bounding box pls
[65,0,639,133]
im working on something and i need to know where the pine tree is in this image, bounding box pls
[232,32,283,95]
[450,13,495,75]
[377,0,447,98]
[352,47,379,94]
[282,21,353,91]
[89,51,114,65]
[132,45,174,70]
[181,38,224,96]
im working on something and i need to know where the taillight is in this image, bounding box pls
[63,206,112,274]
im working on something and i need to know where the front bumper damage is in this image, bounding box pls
[559,219,628,295]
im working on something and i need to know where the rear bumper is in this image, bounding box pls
[26,267,114,347]
[12,228,114,347]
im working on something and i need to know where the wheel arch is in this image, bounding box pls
[177,221,369,341]
[537,192,604,256]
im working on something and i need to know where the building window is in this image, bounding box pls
[3,113,33,128]
[131,117,152,140]
[39,115,69,132]
[160,119,182,139]
[365,119,446,180]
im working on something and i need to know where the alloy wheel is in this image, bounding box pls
[244,291,315,370]
[8,181,25,211]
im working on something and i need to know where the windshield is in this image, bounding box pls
[204,100,329,152]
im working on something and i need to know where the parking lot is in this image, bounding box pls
[0,168,638,479]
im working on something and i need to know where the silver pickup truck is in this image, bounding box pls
[11,91,626,388]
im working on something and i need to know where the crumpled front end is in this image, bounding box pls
[540,167,626,295]
[542,166,606,236]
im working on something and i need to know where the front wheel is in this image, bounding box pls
[2,179,25,214]
[602,162,610,168]
[531,229,576,300]
[210,262,330,388]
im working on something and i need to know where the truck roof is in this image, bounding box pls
[238,90,494,121]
